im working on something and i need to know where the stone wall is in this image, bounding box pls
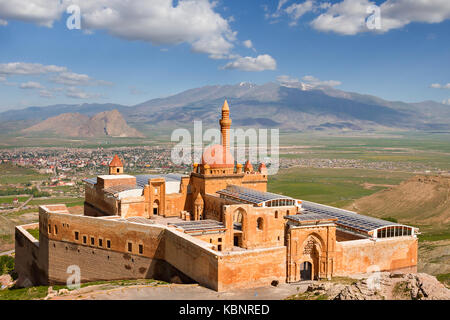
[14,224,47,286]
[217,247,286,291]
[334,236,418,275]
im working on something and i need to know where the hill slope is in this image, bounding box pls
[22,109,144,138]
[346,175,450,225]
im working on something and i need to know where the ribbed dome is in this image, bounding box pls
[201,144,234,168]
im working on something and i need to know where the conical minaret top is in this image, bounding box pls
[220,100,232,150]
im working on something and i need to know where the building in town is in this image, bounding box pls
[15,100,418,292]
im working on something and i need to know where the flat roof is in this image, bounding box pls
[103,184,141,195]
[168,219,226,233]
[84,173,188,188]
[285,213,338,224]
[301,200,410,234]
[217,185,294,206]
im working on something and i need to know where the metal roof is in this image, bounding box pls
[217,185,294,206]
[301,200,404,233]
[84,177,97,185]
[135,173,186,188]
[84,173,187,188]
[125,217,154,225]
[285,213,337,223]
[168,219,226,233]
[103,184,140,195]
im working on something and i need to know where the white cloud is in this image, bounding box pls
[285,0,315,24]
[39,89,53,98]
[0,19,7,26]
[430,83,450,89]
[53,72,90,85]
[311,0,450,35]
[19,81,44,89]
[223,54,277,72]
[65,87,101,99]
[0,1,275,70]
[302,75,341,87]
[243,40,254,49]
[0,62,66,76]
[0,0,65,27]
[277,74,342,89]
[72,0,236,58]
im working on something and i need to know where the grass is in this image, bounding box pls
[268,167,412,207]
[321,276,356,285]
[0,196,30,204]
[436,273,450,287]
[417,227,450,242]
[0,286,50,300]
[0,278,168,300]
[28,197,84,206]
[285,292,329,300]
[0,255,14,275]
[0,163,50,185]
[392,281,413,299]
[27,228,39,240]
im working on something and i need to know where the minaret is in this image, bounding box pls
[219,100,232,151]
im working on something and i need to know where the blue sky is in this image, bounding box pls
[0,0,449,111]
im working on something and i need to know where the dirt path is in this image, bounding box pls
[52,282,311,300]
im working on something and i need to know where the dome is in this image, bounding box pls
[201,144,234,168]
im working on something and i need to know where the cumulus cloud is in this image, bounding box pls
[430,83,450,89]
[311,0,450,35]
[222,54,277,72]
[269,0,450,35]
[19,81,44,89]
[0,1,278,71]
[0,0,65,27]
[0,0,237,58]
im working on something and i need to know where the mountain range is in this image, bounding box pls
[1,82,450,136]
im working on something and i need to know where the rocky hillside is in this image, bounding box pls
[288,273,450,300]
[346,175,450,225]
[22,109,144,138]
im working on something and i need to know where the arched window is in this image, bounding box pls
[257,217,264,230]
[275,211,279,219]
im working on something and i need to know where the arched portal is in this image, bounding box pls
[300,261,312,281]
[153,200,159,215]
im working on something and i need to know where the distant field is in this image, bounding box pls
[28,197,84,207]
[0,163,50,184]
[268,167,413,208]
[278,132,450,170]
[0,196,30,204]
